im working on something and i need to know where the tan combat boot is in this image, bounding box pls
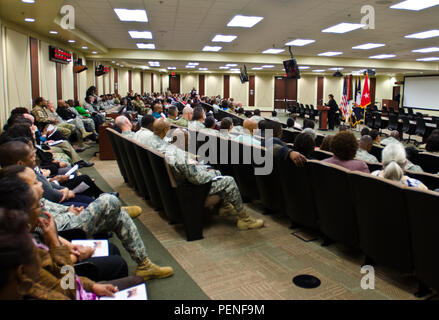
[236,208,264,231]
[136,258,174,281]
[122,206,142,219]
[218,202,237,217]
[81,129,93,139]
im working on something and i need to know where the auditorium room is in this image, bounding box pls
[1,0,439,303]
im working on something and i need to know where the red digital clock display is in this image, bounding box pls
[49,46,72,64]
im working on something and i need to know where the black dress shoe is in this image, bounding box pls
[75,147,86,153]
[75,160,94,168]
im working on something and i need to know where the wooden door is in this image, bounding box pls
[317,76,324,106]
[249,75,255,106]
[169,74,180,94]
[274,77,286,109]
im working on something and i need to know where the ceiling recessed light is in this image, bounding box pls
[202,46,222,52]
[49,31,58,34]
[227,15,263,28]
[391,0,439,11]
[412,47,439,53]
[68,40,75,43]
[252,67,263,70]
[22,0,35,3]
[82,46,88,50]
[329,67,345,70]
[322,23,364,34]
[285,39,315,46]
[225,64,238,68]
[219,66,230,69]
[199,68,208,71]
[318,51,343,56]
[299,66,310,70]
[369,54,396,59]
[136,43,156,49]
[262,65,274,68]
[24,18,35,22]
[352,43,386,50]
[212,35,237,42]
[112,61,116,63]
[262,48,285,54]
[168,67,177,70]
[230,68,241,72]
[188,62,199,66]
[114,9,148,22]
[185,65,196,68]
[312,69,326,72]
[92,51,98,54]
[149,61,160,67]
[129,31,153,39]
[405,30,439,39]
[416,57,439,61]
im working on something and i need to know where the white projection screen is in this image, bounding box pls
[403,76,439,111]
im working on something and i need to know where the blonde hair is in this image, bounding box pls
[382,143,406,182]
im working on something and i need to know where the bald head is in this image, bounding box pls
[359,135,373,152]
[153,118,171,139]
[390,130,400,140]
[115,116,132,132]
[243,119,258,135]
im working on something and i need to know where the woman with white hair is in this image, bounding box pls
[371,142,428,190]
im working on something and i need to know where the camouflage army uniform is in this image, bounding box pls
[147,135,244,212]
[122,131,135,139]
[132,100,148,114]
[50,141,82,164]
[355,149,379,163]
[174,117,189,127]
[188,121,205,131]
[201,128,219,136]
[42,194,148,264]
[32,106,73,138]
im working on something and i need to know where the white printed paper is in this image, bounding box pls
[71,239,109,257]
[71,181,90,194]
[100,283,148,300]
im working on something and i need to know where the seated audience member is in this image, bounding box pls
[338,125,348,132]
[219,117,234,139]
[425,132,439,154]
[303,128,316,141]
[292,133,316,159]
[147,119,264,230]
[361,127,370,137]
[235,119,261,146]
[323,131,370,173]
[175,106,193,127]
[0,207,40,300]
[292,115,302,130]
[230,118,244,134]
[244,110,253,119]
[0,181,144,300]
[0,166,131,283]
[270,111,280,122]
[355,135,379,163]
[381,130,401,146]
[167,106,179,125]
[405,146,424,173]
[115,116,134,138]
[57,100,94,140]
[32,97,73,139]
[0,141,95,207]
[319,135,334,152]
[202,116,218,136]
[152,102,165,119]
[133,115,156,146]
[303,119,315,130]
[250,109,264,123]
[1,168,173,282]
[188,106,206,130]
[286,117,295,129]
[369,129,381,145]
[371,143,427,190]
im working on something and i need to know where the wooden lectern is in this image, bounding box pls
[317,105,330,130]
[99,124,116,160]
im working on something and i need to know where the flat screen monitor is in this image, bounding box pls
[283,59,301,79]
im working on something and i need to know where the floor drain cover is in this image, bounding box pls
[292,275,321,289]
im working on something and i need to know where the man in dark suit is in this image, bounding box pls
[327,94,339,130]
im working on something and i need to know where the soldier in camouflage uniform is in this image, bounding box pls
[11,165,174,282]
[32,97,73,138]
[188,106,206,131]
[174,106,193,127]
[146,119,264,231]
[66,100,97,134]
[355,135,379,163]
[132,95,149,115]
[115,116,135,138]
